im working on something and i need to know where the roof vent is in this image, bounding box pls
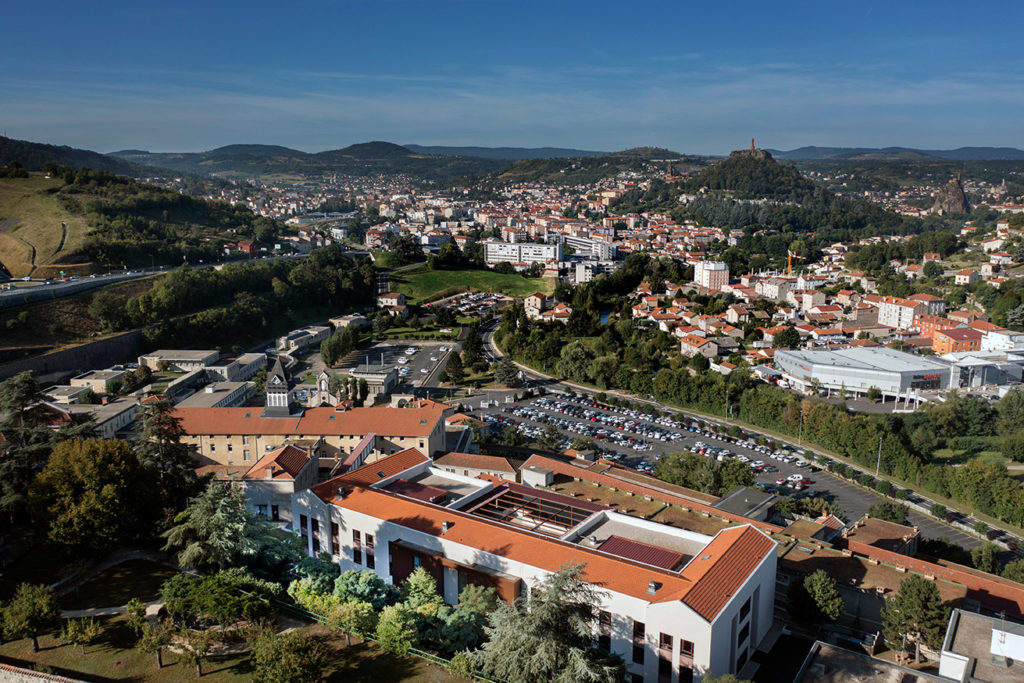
[700,554,712,561]
[647,581,659,595]
[442,521,452,533]
[376,471,386,479]
[245,412,252,418]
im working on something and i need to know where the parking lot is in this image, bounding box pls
[335,340,458,388]
[465,391,989,549]
[424,291,507,318]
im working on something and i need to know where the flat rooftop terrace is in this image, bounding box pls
[947,610,1024,683]
[571,515,707,571]
[797,642,946,683]
[458,482,607,538]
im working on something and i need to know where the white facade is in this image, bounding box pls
[981,329,1024,352]
[483,240,562,265]
[694,261,729,291]
[876,298,921,329]
[290,456,777,683]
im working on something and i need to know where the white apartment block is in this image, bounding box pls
[693,261,729,291]
[875,297,923,330]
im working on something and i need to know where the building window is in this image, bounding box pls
[243,449,251,461]
[740,596,751,621]
[299,515,308,543]
[330,522,339,555]
[353,530,362,564]
[598,610,611,651]
[227,443,233,453]
[736,649,748,671]
[679,664,694,683]
[632,645,644,665]
[413,556,421,569]
[271,505,279,521]
[738,622,750,645]
[659,633,672,652]
[210,443,216,453]
[366,534,375,569]
[631,675,644,683]
[311,519,320,554]
[681,640,694,657]
[658,657,672,680]
[256,504,267,517]
[242,435,249,445]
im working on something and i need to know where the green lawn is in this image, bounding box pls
[390,266,553,304]
[0,617,456,683]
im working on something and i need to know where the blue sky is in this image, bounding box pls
[2,1,1022,155]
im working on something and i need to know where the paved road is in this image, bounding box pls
[0,253,308,309]
[474,320,994,551]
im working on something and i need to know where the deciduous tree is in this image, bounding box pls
[30,439,158,551]
[1,583,60,652]
[250,627,329,683]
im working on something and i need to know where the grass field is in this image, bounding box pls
[391,266,554,304]
[0,176,90,278]
[0,617,456,683]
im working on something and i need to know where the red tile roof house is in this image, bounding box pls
[291,449,779,682]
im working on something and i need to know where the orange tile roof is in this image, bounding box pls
[243,444,310,480]
[174,405,445,438]
[313,447,428,494]
[678,525,777,620]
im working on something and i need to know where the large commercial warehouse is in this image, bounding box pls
[774,347,952,397]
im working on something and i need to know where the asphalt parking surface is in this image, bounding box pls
[336,340,459,389]
[465,391,987,549]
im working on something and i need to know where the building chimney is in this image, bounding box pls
[441,521,451,533]
[647,581,658,595]
[265,466,274,479]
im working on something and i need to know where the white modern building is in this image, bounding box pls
[291,449,778,683]
[483,240,562,266]
[774,347,953,396]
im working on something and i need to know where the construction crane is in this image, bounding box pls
[787,249,806,276]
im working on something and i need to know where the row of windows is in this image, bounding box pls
[596,612,695,677]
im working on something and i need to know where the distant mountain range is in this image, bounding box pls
[767,146,1024,161]
[402,144,606,159]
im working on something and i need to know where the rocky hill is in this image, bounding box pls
[932,176,971,214]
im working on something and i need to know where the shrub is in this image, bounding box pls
[930,503,947,519]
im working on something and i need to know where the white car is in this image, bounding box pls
[420,368,429,374]
[397,357,409,364]
[405,348,416,355]
[439,346,448,352]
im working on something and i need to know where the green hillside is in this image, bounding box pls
[0,169,287,277]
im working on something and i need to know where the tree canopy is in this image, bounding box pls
[30,438,158,551]
[474,563,622,683]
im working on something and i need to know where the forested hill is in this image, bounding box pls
[55,167,287,270]
[610,147,966,266]
[0,135,144,176]
[681,148,819,202]
[112,141,507,180]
